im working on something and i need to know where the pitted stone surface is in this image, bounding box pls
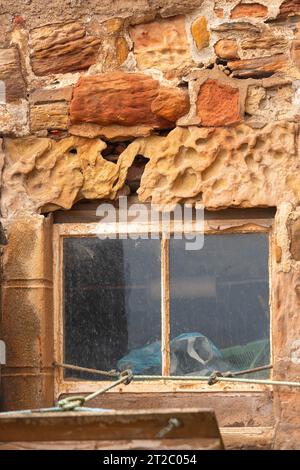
[2,122,298,215]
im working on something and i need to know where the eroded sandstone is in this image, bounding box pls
[191,16,210,50]
[228,54,289,78]
[230,3,268,19]
[214,39,239,60]
[1,136,136,215]
[245,80,296,124]
[196,79,241,127]
[69,72,190,130]
[0,48,26,102]
[30,102,69,132]
[30,22,101,76]
[129,16,193,78]
[278,0,300,17]
[136,123,299,208]
[2,122,299,215]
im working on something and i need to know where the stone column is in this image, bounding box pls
[0,214,54,411]
[272,207,300,449]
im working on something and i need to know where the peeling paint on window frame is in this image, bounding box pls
[53,211,274,399]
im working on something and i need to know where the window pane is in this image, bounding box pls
[169,234,270,377]
[63,238,161,379]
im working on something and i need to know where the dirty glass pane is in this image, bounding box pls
[169,234,270,378]
[63,238,161,379]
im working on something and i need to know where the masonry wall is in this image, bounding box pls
[0,0,300,449]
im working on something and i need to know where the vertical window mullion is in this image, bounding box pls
[161,236,170,376]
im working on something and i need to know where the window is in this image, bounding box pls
[53,207,273,395]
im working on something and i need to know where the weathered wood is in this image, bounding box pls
[53,215,273,397]
[0,438,222,450]
[222,426,274,450]
[161,237,170,376]
[57,392,275,427]
[0,408,223,449]
[0,427,274,450]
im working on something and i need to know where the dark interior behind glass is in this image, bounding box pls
[63,233,270,380]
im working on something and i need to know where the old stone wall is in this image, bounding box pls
[0,0,300,449]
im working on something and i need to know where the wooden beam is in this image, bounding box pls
[161,237,170,376]
[0,408,223,447]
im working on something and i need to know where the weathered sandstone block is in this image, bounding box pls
[2,137,84,214]
[213,21,261,33]
[30,102,69,132]
[30,22,101,76]
[1,136,137,215]
[102,18,125,34]
[191,16,210,50]
[214,39,239,60]
[135,122,298,208]
[0,48,26,102]
[115,36,129,65]
[69,123,153,141]
[289,218,300,260]
[292,23,300,70]
[230,2,268,19]
[2,122,298,215]
[129,16,193,78]
[69,72,190,130]
[278,0,300,17]
[196,79,240,127]
[0,138,4,177]
[0,101,29,136]
[212,21,288,61]
[0,14,12,46]
[274,424,300,450]
[214,8,224,18]
[29,86,73,104]
[228,54,288,78]
[29,86,73,133]
[245,81,295,123]
[240,34,288,58]
[292,39,300,69]
[1,215,54,410]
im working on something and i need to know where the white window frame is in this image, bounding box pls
[53,211,274,398]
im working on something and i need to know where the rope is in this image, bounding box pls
[54,362,119,378]
[135,374,300,388]
[1,363,297,416]
[226,364,273,377]
[56,369,133,411]
[53,362,300,390]
[208,364,273,385]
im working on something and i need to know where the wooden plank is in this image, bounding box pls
[0,438,222,450]
[0,427,274,450]
[221,426,274,450]
[53,201,275,224]
[161,237,170,376]
[0,408,223,446]
[56,392,274,427]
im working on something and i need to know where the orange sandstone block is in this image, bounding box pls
[230,2,268,19]
[196,79,240,127]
